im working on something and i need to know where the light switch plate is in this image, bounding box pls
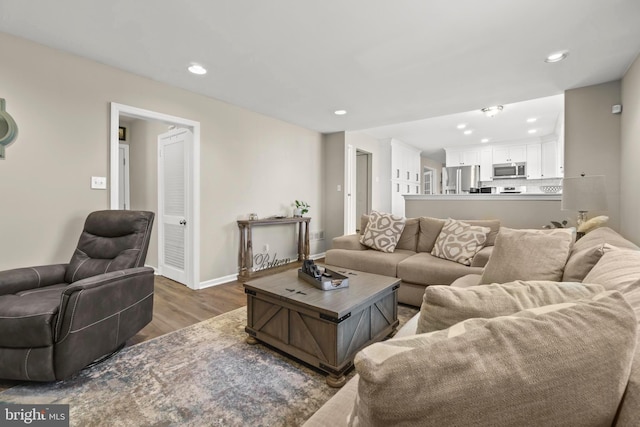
[91,176,107,189]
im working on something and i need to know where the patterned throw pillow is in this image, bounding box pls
[349,291,637,427]
[431,219,490,265]
[359,211,406,253]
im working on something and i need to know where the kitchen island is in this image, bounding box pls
[404,194,565,229]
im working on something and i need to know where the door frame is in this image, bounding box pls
[109,102,201,289]
[118,143,130,209]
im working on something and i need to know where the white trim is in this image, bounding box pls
[109,102,201,290]
[118,144,130,209]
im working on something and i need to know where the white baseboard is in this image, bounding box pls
[197,252,327,289]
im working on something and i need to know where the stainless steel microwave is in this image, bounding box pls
[493,163,526,179]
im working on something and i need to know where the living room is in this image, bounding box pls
[1,1,640,425]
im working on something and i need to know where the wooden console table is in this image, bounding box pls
[237,217,311,281]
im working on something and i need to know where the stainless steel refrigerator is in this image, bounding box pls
[442,165,480,194]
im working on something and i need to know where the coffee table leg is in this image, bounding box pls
[326,374,347,388]
[246,335,258,345]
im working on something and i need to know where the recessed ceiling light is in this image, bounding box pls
[527,118,537,123]
[481,105,503,117]
[481,138,489,143]
[187,64,207,75]
[334,110,347,115]
[456,124,467,129]
[464,130,473,135]
[528,129,537,134]
[545,51,569,63]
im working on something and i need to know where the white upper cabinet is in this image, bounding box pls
[480,148,493,181]
[541,140,562,178]
[493,145,526,163]
[445,148,480,167]
[526,144,542,179]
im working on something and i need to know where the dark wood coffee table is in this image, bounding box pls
[244,265,400,387]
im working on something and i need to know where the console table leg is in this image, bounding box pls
[326,374,347,388]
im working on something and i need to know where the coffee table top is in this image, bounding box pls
[244,265,400,318]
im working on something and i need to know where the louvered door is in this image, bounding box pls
[158,128,192,285]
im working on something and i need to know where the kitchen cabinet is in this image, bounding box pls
[526,144,542,179]
[445,148,480,167]
[541,141,562,178]
[493,145,526,163]
[480,148,493,181]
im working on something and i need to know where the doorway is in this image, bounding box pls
[423,167,436,195]
[355,150,373,232]
[109,103,201,290]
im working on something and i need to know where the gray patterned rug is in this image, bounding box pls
[0,305,418,426]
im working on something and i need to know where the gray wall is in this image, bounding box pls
[0,32,324,285]
[565,80,621,231]
[621,54,640,244]
[405,196,563,229]
[322,132,346,244]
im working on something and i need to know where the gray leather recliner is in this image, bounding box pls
[0,210,155,381]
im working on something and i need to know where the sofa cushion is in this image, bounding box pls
[583,248,640,293]
[325,249,414,278]
[359,211,406,253]
[417,217,500,253]
[361,215,419,252]
[481,227,575,284]
[0,284,67,347]
[395,218,419,252]
[572,226,639,253]
[349,291,637,427]
[397,252,484,286]
[431,219,490,266]
[562,243,610,282]
[417,280,606,333]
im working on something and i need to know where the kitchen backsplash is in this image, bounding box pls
[480,177,563,193]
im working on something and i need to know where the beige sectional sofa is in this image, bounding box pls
[325,216,501,306]
[306,227,640,426]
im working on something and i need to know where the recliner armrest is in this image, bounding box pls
[332,234,367,251]
[0,264,68,296]
[55,267,154,342]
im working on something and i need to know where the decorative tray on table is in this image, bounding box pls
[298,260,349,291]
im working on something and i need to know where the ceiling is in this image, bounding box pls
[360,94,565,163]
[1,1,639,138]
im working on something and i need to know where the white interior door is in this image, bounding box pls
[118,144,130,209]
[158,128,192,285]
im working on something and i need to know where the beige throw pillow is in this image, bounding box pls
[480,227,575,284]
[417,280,605,333]
[359,211,406,253]
[583,248,640,293]
[431,219,490,266]
[349,291,637,427]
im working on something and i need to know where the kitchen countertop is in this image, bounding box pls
[404,194,562,201]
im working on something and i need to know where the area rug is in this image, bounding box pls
[0,305,418,426]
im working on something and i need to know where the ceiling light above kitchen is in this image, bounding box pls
[481,138,489,143]
[481,105,503,117]
[528,129,537,134]
[334,110,347,115]
[545,51,569,63]
[464,130,472,135]
[187,64,207,75]
[456,124,467,129]
[527,118,537,123]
